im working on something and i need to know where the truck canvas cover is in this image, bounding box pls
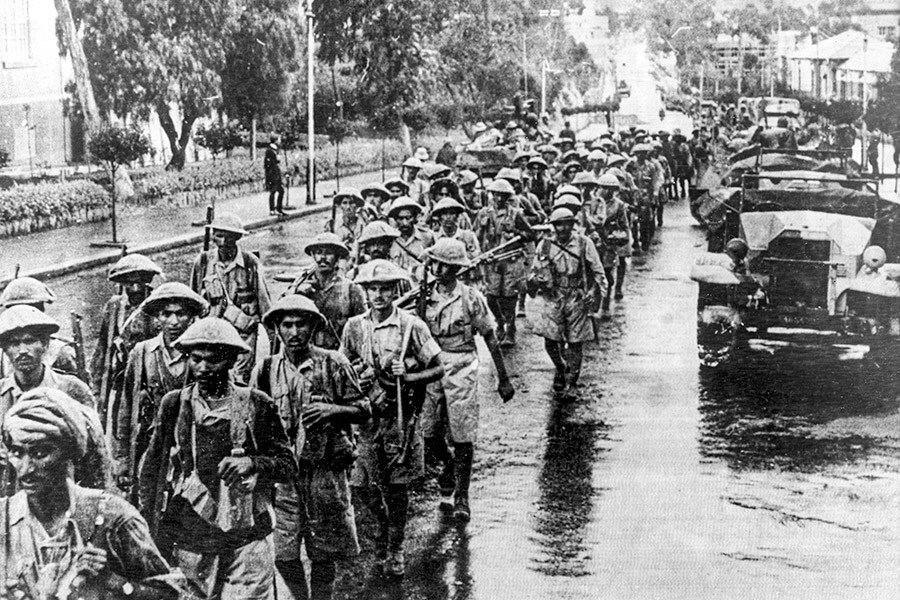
[740,210,875,255]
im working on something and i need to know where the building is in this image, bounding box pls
[0,0,83,168]
[852,0,900,41]
[787,29,894,102]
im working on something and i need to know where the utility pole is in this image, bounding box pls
[522,31,528,96]
[861,33,869,170]
[305,0,316,204]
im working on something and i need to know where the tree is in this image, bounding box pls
[193,121,242,161]
[88,125,152,244]
[72,0,239,170]
[221,0,301,160]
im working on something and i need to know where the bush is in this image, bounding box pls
[0,149,9,169]
[194,121,242,159]
[0,180,109,221]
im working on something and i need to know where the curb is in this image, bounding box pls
[1,203,330,287]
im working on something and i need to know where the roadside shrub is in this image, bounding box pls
[0,180,109,221]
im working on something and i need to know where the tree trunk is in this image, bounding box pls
[53,0,100,136]
[158,105,198,170]
[399,121,412,157]
[250,115,258,161]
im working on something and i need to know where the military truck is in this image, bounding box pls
[690,168,900,366]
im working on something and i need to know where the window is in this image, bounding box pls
[1,0,30,60]
[877,26,895,38]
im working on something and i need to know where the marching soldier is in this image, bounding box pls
[474,179,533,347]
[432,198,481,260]
[628,143,663,253]
[384,177,410,203]
[333,189,366,246]
[341,260,443,577]
[428,178,473,229]
[362,183,392,223]
[457,169,484,216]
[1,387,184,599]
[527,208,607,398]
[91,254,163,428]
[389,196,434,283]
[190,212,272,384]
[0,306,111,492]
[0,277,79,379]
[421,239,514,522]
[138,317,296,600]
[284,232,366,350]
[597,173,632,316]
[253,295,369,600]
[114,282,209,500]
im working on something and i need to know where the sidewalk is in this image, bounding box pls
[0,167,393,283]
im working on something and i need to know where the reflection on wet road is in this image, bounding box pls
[48,200,900,598]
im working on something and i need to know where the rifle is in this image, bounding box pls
[13,264,19,279]
[395,235,523,309]
[69,312,89,384]
[198,205,214,282]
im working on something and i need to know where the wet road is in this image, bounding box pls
[46,197,900,598]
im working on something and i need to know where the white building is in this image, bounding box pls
[787,29,894,101]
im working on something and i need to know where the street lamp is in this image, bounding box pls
[305,0,316,205]
[862,33,869,168]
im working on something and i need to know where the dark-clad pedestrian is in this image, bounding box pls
[253,295,369,600]
[138,317,296,600]
[435,140,457,167]
[341,260,444,577]
[0,387,184,600]
[265,134,286,216]
[113,282,208,501]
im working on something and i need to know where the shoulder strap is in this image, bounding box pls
[257,357,273,397]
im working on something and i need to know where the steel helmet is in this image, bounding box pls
[458,170,479,187]
[354,259,410,285]
[561,150,579,163]
[863,245,887,270]
[563,161,583,172]
[631,143,652,154]
[588,149,607,162]
[424,163,452,180]
[361,184,391,199]
[413,147,429,161]
[527,156,549,169]
[0,305,60,345]
[486,179,515,196]
[431,197,466,217]
[402,156,423,169]
[597,173,621,188]
[384,177,411,194]
[555,184,581,198]
[209,212,249,236]
[429,178,460,198]
[0,277,57,307]
[174,317,251,354]
[607,153,627,166]
[571,172,598,187]
[426,238,471,267]
[304,232,350,259]
[548,207,576,224]
[141,282,208,316]
[495,168,522,182]
[357,221,400,244]
[512,150,533,163]
[553,193,583,210]
[725,238,749,260]
[334,188,365,206]
[387,196,423,218]
[107,254,163,283]
[262,294,325,330]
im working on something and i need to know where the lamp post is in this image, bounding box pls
[305,0,316,205]
[861,33,869,169]
[810,26,820,99]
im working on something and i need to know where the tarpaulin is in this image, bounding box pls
[740,210,875,256]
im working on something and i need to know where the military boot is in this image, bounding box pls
[453,443,474,523]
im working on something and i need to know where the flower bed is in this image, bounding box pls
[0,180,111,237]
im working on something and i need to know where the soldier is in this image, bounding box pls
[474,179,533,347]
[284,232,366,350]
[401,157,428,204]
[114,282,209,501]
[138,317,296,600]
[388,197,434,283]
[341,260,443,577]
[650,140,671,227]
[428,178,473,229]
[671,129,693,200]
[361,183,392,223]
[628,143,663,253]
[432,198,481,260]
[527,208,607,398]
[190,212,272,384]
[597,173,632,316]
[421,239,514,522]
[0,306,110,492]
[91,254,162,428]
[384,177,410,203]
[0,277,78,379]
[526,155,554,210]
[572,171,605,237]
[333,189,366,247]
[0,387,184,599]
[253,295,369,600]
[587,149,607,178]
[457,169,484,217]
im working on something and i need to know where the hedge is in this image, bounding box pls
[0,180,111,237]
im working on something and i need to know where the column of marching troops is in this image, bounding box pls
[0,123,688,600]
